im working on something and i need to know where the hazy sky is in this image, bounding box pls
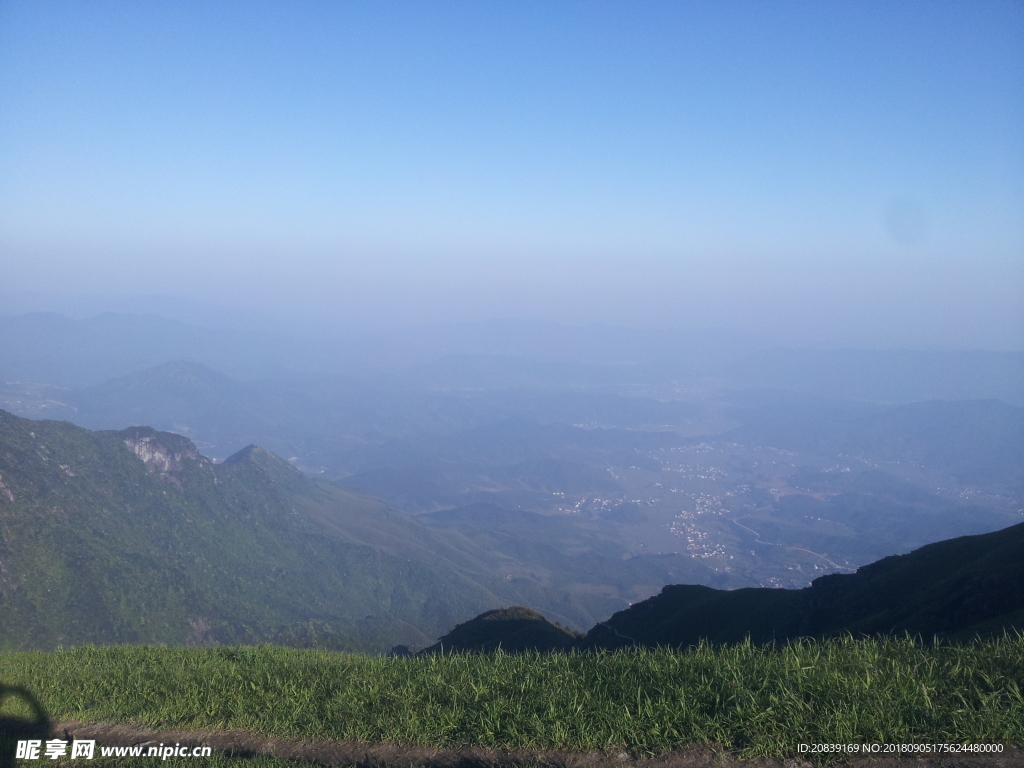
[1,0,1022,347]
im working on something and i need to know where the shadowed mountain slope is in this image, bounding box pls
[420,606,581,654]
[423,521,1024,652]
[584,520,1024,648]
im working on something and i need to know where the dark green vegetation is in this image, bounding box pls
[422,521,1024,653]
[1,638,1022,759]
[587,520,1024,650]
[420,606,581,654]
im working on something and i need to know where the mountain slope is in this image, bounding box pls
[0,410,519,652]
[420,606,581,654]
[584,520,1024,648]
[412,520,1024,652]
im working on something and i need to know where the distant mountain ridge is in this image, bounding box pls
[3,311,1022,401]
[720,399,1024,487]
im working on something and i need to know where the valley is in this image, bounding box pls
[3,5,1021,761]
[1,314,1021,648]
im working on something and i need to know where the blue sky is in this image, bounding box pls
[1,0,1021,347]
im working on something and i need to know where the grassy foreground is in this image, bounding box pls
[1,636,1022,759]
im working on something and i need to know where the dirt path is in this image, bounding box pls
[50,721,1021,768]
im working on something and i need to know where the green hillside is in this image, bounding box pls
[0,410,520,652]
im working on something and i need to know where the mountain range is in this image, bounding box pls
[2,311,1022,651]
[0,410,728,651]
[3,407,1021,654]
[430,520,1024,653]
[0,409,508,651]
[3,312,1023,402]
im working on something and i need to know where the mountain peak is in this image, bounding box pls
[221,444,266,466]
[421,605,580,654]
[220,444,306,487]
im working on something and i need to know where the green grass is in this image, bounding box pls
[1,636,1022,760]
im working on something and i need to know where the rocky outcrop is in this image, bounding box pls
[121,427,209,475]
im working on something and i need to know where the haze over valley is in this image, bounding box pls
[1,310,1021,647]
[1,0,1022,652]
